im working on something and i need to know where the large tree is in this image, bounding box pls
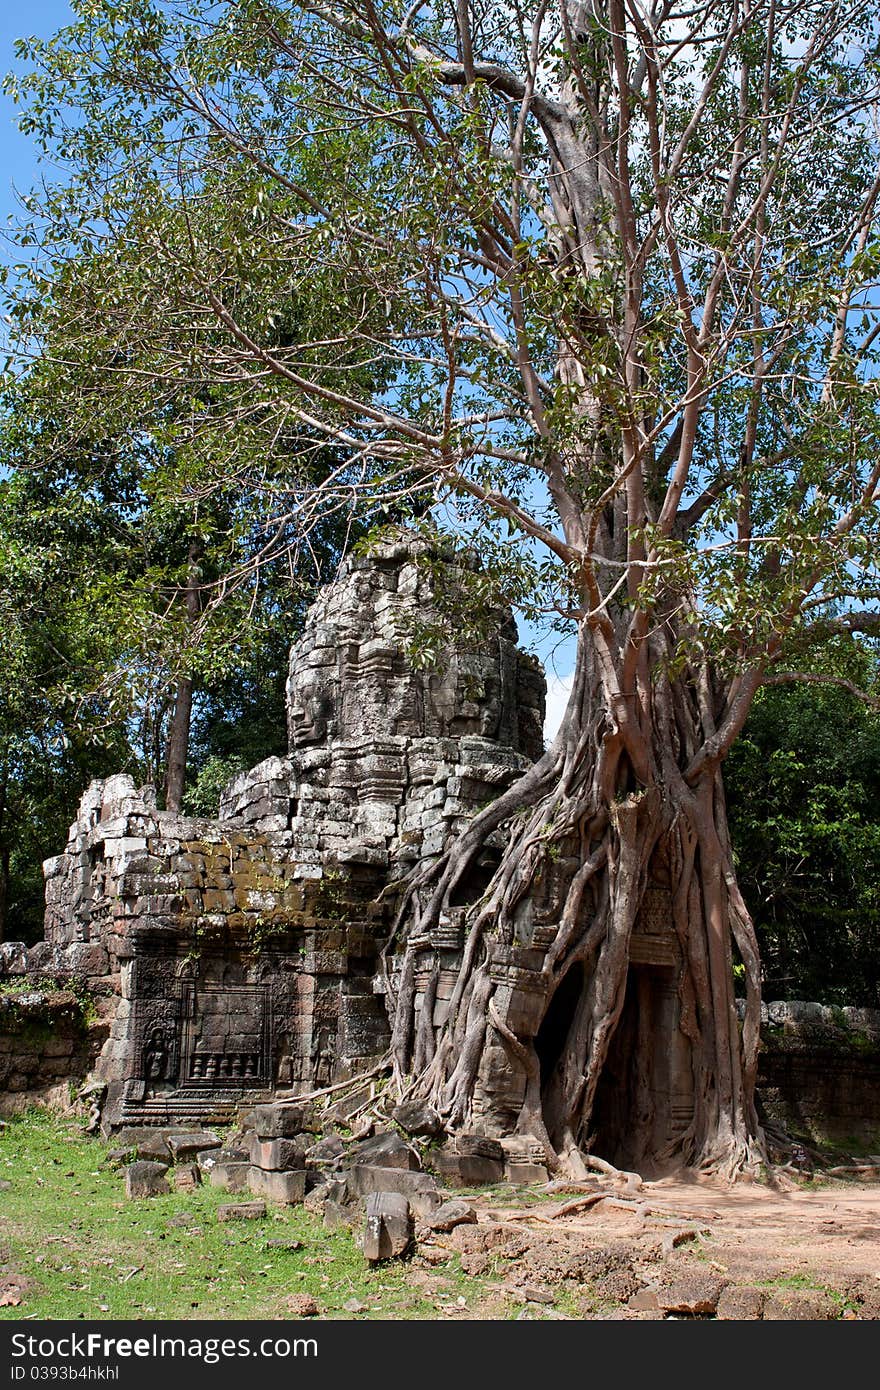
[7,0,880,1175]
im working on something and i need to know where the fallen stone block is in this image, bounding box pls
[210,1161,255,1194]
[409,1188,443,1217]
[345,1165,438,1200]
[350,1130,420,1171]
[424,1200,478,1233]
[217,1200,266,1222]
[323,1200,356,1231]
[432,1150,504,1186]
[390,1100,443,1138]
[247,1165,307,1204]
[246,1134,306,1171]
[197,1145,248,1173]
[116,1128,171,1162]
[363,1191,412,1262]
[167,1130,221,1161]
[305,1135,345,1166]
[173,1163,201,1192]
[657,1277,725,1316]
[456,1134,505,1161]
[505,1161,549,1185]
[124,1161,170,1199]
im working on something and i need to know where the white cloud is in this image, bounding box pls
[543,671,574,745]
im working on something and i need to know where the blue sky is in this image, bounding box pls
[0,3,74,235]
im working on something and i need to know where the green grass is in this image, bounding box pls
[0,1111,500,1321]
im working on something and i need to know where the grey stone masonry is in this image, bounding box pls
[14,531,546,1131]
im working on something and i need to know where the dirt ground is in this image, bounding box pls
[413,1172,880,1319]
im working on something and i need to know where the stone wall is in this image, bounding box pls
[0,985,107,1115]
[753,1000,880,1149]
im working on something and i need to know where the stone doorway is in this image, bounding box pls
[591,963,694,1175]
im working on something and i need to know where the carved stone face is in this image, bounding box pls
[288,672,336,748]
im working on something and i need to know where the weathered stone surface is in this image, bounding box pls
[167,1131,221,1161]
[305,1135,345,1166]
[349,1131,420,1171]
[116,1128,171,1161]
[363,1191,412,1262]
[247,1165,307,1204]
[390,1100,443,1138]
[345,1165,438,1200]
[431,1150,504,1186]
[124,1161,169,1199]
[246,1134,307,1171]
[455,1134,505,1161]
[716,1286,766,1320]
[424,1200,478,1233]
[208,1161,251,1194]
[173,1163,201,1192]
[198,1145,248,1171]
[217,1200,266,1222]
[323,1200,356,1231]
[657,1277,725,1316]
[505,1161,549,1185]
[0,942,28,976]
[245,1105,317,1140]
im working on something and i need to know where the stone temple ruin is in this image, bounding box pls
[29,534,545,1133]
[6,530,880,1172]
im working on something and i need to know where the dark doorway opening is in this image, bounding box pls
[535,963,585,1088]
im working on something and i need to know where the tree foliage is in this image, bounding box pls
[727,661,880,1008]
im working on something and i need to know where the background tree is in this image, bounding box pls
[726,651,880,1009]
[6,0,880,1176]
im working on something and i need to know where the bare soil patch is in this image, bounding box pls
[413,1174,880,1319]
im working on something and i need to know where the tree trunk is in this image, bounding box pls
[389,618,766,1180]
[163,675,194,813]
[163,542,202,813]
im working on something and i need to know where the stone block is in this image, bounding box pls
[349,1130,420,1171]
[345,1165,438,1200]
[657,1277,725,1316]
[504,1161,549,1185]
[304,1135,345,1166]
[363,1191,412,1262]
[167,1130,221,1161]
[217,1200,266,1222]
[391,1099,443,1138]
[432,1150,504,1186]
[116,1129,171,1162]
[246,1134,306,1171]
[208,1162,252,1194]
[247,1165,307,1204]
[424,1200,477,1232]
[174,1163,201,1192]
[242,1103,319,1138]
[124,1161,170,1199]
